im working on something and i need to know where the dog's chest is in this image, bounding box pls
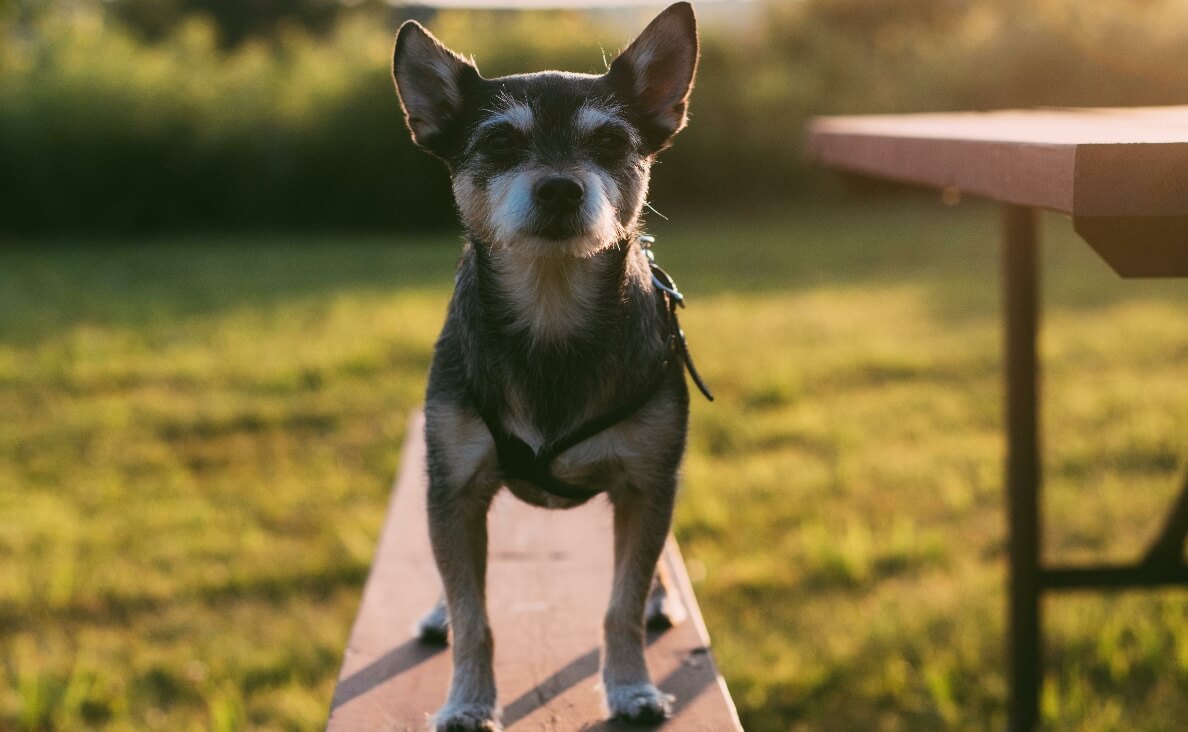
[489,248,614,342]
[430,242,680,499]
[473,248,654,436]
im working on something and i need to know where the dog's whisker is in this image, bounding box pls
[643,201,668,220]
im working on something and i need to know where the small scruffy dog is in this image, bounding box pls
[391,3,702,729]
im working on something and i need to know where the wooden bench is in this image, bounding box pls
[327,412,743,731]
[807,105,1188,732]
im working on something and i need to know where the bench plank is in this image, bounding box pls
[327,412,741,731]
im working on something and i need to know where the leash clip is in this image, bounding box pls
[650,267,685,308]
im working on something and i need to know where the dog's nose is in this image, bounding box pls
[534,176,584,214]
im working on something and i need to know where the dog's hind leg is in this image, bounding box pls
[644,560,687,630]
[602,483,677,722]
[427,480,500,731]
[416,596,450,645]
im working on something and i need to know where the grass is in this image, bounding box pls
[2,198,1187,730]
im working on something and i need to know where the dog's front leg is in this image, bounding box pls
[603,483,677,722]
[427,477,500,731]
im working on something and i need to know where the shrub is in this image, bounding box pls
[3,1,1188,235]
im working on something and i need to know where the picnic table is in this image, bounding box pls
[806,106,1188,731]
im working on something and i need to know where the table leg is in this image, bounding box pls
[1003,205,1042,732]
[1143,471,1188,565]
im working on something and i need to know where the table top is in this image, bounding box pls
[806,106,1188,217]
[805,106,1188,277]
[811,106,1188,146]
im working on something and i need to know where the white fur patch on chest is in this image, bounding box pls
[490,247,605,341]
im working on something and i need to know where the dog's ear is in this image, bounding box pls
[606,2,699,152]
[392,21,479,154]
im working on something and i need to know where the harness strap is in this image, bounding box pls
[469,357,675,501]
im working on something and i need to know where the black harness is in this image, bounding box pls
[471,235,713,502]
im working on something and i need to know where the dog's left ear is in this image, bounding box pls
[606,2,699,152]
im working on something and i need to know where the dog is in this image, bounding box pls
[391,3,702,729]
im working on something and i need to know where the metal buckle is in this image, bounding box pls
[641,234,685,306]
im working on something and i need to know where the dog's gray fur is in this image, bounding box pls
[391,4,699,729]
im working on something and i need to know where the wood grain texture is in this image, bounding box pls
[806,106,1188,276]
[327,412,742,732]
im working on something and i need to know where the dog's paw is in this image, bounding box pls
[605,683,674,724]
[432,703,501,732]
[415,600,450,645]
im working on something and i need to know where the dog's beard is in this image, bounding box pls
[455,167,628,258]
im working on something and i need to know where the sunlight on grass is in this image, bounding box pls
[2,200,1186,729]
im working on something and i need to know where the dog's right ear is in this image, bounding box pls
[392,21,478,154]
[606,2,699,153]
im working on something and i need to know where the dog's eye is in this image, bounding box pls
[594,127,632,149]
[481,132,516,154]
[591,130,629,155]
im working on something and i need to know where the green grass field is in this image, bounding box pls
[2,199,1187,731]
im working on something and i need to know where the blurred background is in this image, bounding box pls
[2,1,1188,730]
[7,0,1188,234]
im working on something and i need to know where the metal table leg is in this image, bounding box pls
[1003,205,1042,732]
